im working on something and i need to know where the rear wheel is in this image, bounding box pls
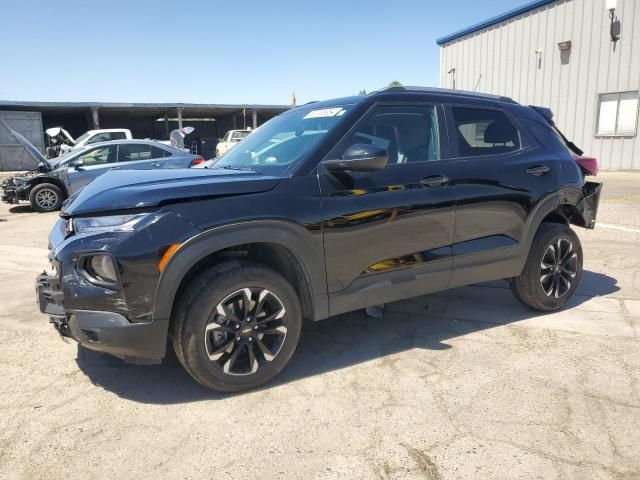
[172,261,302,392]
[29,183,63,212]
[511,223,583,311]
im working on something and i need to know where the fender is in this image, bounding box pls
[28,175,68,195]
[516,186,583,268]
[152,219,328,324]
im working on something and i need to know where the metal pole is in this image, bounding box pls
[164,114,169,138]
[177,108,183,129]
[91,107,100,129]
[252,109,258,129]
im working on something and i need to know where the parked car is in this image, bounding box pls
[36,87,601,392]
[2,132,205,211]
[59,128,133,154]
[215,129,252,157]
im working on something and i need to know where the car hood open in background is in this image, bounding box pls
[45,127,76,145]
[61,168,281,216]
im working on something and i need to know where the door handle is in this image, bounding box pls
[526,165,550,176]
[420,175,449,187]
[152,162,161,168]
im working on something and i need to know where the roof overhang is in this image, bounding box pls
[436,0,555,46]
[0,100,291,118]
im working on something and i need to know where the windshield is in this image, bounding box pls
[211,105,353,176]
[74,132,91,144]
[231,131,251,140]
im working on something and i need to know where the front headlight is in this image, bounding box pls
[73,213,154,234]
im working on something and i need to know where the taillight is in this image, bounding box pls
[190,156,205,166]
[575,156,598,176]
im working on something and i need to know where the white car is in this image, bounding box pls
[216,129,252,157]
[58,128,132,154]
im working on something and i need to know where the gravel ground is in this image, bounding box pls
[0,171,639,480]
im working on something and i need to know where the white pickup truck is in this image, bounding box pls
[60,128,132,153]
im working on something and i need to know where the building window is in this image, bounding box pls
[596,91,639,136]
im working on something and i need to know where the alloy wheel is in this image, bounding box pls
[539,238,577,298]
[204,288,288,376]
[35,189,58,209]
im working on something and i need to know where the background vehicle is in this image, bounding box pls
[215,129,252,156]
[59,128,133,154]
[44,127,75,159]
[2,134,204,211]
[36,87,601,392]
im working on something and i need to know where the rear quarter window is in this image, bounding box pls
[518,118,570,155]
[451,107,521,157]
[151,146,172,158]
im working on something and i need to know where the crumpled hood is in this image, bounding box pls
[62,168,281,216]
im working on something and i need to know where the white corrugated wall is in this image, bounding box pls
[439,0,640,170]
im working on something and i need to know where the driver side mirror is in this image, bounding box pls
[72,159,86,170]
[323,143,388,173]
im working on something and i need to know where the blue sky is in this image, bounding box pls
[0,0,520,105]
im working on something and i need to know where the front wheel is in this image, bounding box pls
[172,261,302,392]
[29,183,63,212]
[511,223,583,311]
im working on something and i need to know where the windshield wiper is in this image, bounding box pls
[218,165,254,171]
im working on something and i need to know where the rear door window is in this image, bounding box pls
[151,145,172,157]
[118,144,155,162]
[450,107,520,157]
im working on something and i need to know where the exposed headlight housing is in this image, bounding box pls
[73,213,153,234]
[86,254,118,284]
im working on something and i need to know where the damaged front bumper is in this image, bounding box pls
[36,269,167,364]
[1,177,31,204]
[36,211,199,364]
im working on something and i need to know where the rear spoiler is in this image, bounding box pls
[530,105,583,156]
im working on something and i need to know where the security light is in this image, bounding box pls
[558,41,572,51]
[607,0,620,42]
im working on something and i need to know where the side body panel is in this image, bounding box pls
[320,163,456,316]
[443,103,576,287]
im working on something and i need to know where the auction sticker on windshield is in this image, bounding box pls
[304,107,346,119]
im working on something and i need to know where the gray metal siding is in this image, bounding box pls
[440,0,640,170]
[0,111,44,171]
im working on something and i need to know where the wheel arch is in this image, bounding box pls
[153,220,328,328]
[520,187,583,254]
[28,176,68,198]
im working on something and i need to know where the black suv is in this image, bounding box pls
[36,87,602,392]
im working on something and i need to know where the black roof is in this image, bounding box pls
[371,86,517,104]
[282,86,520,115]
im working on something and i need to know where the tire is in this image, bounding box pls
[172,260,302,392]
[511,222,583,311]
[29,183,63,212]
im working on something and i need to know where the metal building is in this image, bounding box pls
[437,0,640,170]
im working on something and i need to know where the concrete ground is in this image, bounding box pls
[0,171,639,480]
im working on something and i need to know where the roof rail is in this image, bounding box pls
[370,86,516,104]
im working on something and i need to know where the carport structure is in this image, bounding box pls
[0,100,290,159]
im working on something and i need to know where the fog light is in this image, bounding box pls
[89,255,117,283]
